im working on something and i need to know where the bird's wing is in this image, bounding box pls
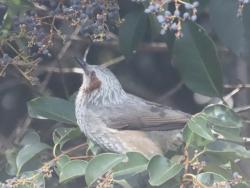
[89,96,191,131]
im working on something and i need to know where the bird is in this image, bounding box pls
[75,58,190,158]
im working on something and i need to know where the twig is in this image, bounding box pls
[224,84,250,89]
[56,59,69,98]
[182,174,210,188]
[1,24,85,149]
[56,23,85,98]
[64,38,168,53]
[157,82,183,102]
[38,66,84,74]
[0,133,12,153]
[0,61,10,76]
[60,143,88,158]
[1,142,89,187]
[8,115,33,146]
[57,24,83,60]
[183,146,189,174]
[69,155,93,160]
[39,23,83,93]
[235,105,250,113]
[223,87,241,101]
[37,55,126,75]
[101,55,125,68]
[83,46,91,62]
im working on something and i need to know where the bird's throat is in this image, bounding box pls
[78,85,128,106]
[83,77,102,93]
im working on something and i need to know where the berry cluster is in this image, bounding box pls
[140,0,199,38]
[0,0,120,81]
[2,0,120,57]
[31,0,120,41]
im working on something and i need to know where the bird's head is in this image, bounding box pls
[75,58,127,105]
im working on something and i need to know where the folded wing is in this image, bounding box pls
[89,95,191,131]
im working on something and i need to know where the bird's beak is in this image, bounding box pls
[74,57,89,74]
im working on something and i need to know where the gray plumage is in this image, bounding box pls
[75,61,190,157]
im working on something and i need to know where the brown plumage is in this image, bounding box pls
[75,59,190,158]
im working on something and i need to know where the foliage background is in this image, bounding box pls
[1,0,250,187]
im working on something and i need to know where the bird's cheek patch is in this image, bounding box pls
[86,77,102,93]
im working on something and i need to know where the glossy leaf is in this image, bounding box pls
[183,126,211,147]
[52,127,81,155]
[87,139,102,155]
[205,141,250,163]
[20,130,41,146]
[119,9,147,56]
[201,104,243,143]
[243,4,250,56]
[203,104,243,128]
[5,149,18,176]
[147,155,183,186]
[114,180,133,188]
[113,152,149,178]
[27,97,77,125]
[203,165,232,180]
[187,114,215,142]
[59,160,87,183]
[204,150,237,165]
[55,155,71,175]
[209,0,248,56]
[197,172,227,186]
[212,126,243,143]
[16,143,50,175]
[174,21,223,97]
[85,153,125,186]
[69,92,77,103]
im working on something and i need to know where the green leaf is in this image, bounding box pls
[59,160,88,183]
[203,165,232,180]
[147,155,183,186]
[69,92,77,103]
[174,21,223,97]
[212,126,243,143]
[201,104,243,143]
[16,143,50,175]
[55,155,71,175]
[203,104,243,128]
[243,4,250,56]
[52,127,81,155]
[27,97,77,125]
[20,130,41,146]
[197,172,227,186]
[187,114,215,142]
[183,126,211,147]
[5,149,18,176]
[204,150,237,165]
[87,139,102,155]
[85,153,126,186]
[53,127,81,146]
[113,152,149,178]
[205,141,250,163]
[119,9,147,56]
[209,0,248,56]
[114,180,133,188]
